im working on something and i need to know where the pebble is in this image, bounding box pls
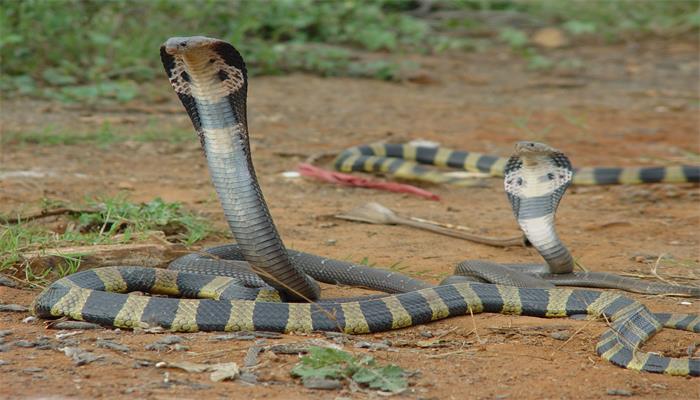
[419,331,433,338]
[0,330,12,338]
[606,389,633,397]
[23,367,44,374]
[0,360,9,366]
[302,377,343,390]
[158,335,184,345]
[0,275,17,288]
[0,345,9,352]
[14,340,36,348]
[145,335,184,351]
[144,343,170,352]
[243,345,263,368]
[269,343,310,355]
[61,346,103,366]
[133,360,152,368]
[50,321,102,330]
[96,339,130,353]
[173,344,190,352]
[34,337,53,350]
[239,371,258,384]
[549,331,571,341]
[22,316,37,324]
[353,341,390,351]
[0,304,29,312]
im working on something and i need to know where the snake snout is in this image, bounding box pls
[163,36,219,55]
[515,141,556,155]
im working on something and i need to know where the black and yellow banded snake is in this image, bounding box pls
[32,36,699,376]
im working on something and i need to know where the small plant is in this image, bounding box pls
[0,197,214,282]
[291,346,408,393]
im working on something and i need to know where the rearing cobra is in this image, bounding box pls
[32,36,699,376]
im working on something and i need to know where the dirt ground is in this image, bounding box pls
[1,39,699,399]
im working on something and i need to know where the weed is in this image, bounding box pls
[5,123,193,146]
[0,0,460,100]
[291,346,408,393]
[0,196,214,282]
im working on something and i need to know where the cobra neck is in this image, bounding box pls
[182,58,320,301]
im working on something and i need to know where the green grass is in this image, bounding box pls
[0,0,465,99]
[0,196,214,283]
[4,122,193,147]
[1,0,696,102]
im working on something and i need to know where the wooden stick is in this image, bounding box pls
[336,202,526,248]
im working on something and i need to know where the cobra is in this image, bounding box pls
[32,36,699,376]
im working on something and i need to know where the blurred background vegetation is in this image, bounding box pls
[1,0,698,102]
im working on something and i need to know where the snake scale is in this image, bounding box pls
[32,36,699,376]
[334,143,700,186]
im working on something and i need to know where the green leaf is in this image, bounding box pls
[352,364,407,393]
[290,346,408,393]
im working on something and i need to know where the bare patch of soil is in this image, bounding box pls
[1,40,699,399]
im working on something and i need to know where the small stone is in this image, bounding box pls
[0,275,17,288]
[14,340,36,348]
[96,339,130,353]
[55,331,84,340]
[22,316,37,324]
[353,341,389,351]
[0,330,12,338]
[61,347,103,366]
[239,371,258,384]
[144,343,170,352]
[325,239,337,246]
[133,360,152,368]
[213,332,255,341]
[23,367,44,373]
[49,321,102,330]
[550,331,571,341]
[303,377,343,390]
[419,331,433,338]
[606,389,633,396]
[173,344,190,352]
[0,360,9,366]
[650,383,667,390]
[0,345,9,352]
[158,335,183,345]
[209,362,239,382]
[0,304,29,312]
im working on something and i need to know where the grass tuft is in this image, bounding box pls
[0,196,214,283]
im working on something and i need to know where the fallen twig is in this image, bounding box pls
[1,208,100,224]
[21,243,187,270]
[336,202,526,248]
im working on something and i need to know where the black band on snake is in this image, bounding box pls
[31,37,699,376]
[334,143,700,186]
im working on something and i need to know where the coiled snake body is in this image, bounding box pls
[32,36,699,376]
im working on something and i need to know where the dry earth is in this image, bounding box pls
[1,39,699,399]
